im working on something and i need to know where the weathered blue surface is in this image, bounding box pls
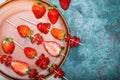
[47,0,120,80]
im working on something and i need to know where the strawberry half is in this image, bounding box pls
[43,41,64,57]
[2,37,15,54]
[24,47,37,59]
[51,28,66,40]
[32,2,46,18]
[48,6,59,24]
[17,25,31,38]
[11,60,29,76]
[59,0,71,10]
[38,75,44,80]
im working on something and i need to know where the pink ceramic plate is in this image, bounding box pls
[0,0,70,80]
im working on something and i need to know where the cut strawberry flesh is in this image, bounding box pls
[11,60,29,76]
[37,36,44,45]
[0,55,7,64]
[31,33,40,43]
[43,41,62,57]
[65,34,71,42]
[74,38,80,46]
[38,75,44,80]
[49,64,58,74]
[5,55,12,66]
[70,36,77,47]
[29,69,38,78]
[54,68,65,78]
[37,22,50,34]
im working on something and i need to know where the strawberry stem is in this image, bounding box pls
[37,2,43,6]
[48,5,57,10]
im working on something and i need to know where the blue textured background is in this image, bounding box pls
[47,0,120,80]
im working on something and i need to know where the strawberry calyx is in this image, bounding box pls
[3,37,13,44]
[37,2,44,6]
[48,64,58,74]
[48,5,57,10]
[58,47,64,57]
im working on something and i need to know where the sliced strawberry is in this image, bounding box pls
[59,0,71,10]
[11,60,29,76]
[70,36,77,47]
[51,28,66,40]
[37,36,44,45]
[31,33,40,43]
[74,38,80,47]
[29,69,38,78]
[48,6,59,24]
[0,55,7,64]
[65,34,71,42]
[37,22,50,34]
[48,64,58,74]
[39,54,45,61]
[38,75,44,80]
[5,55,12,66]
[54,68,65,78]
[36,54,45,67]
[43,41,63,57]
[24,47,37,58]
[17,25,31,38]
[2,37,15,54]
[41,57,50,69]
[32,2,46,18]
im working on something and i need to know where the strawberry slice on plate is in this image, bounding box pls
[24,47,37,59]
[11,60,29,76]
[43,41,64,57]
[32,2,46,18]
[29,69,38,78]
[51,28,66,40]
[2,37,15,54]
[59,0,71,10]
[48,6,59,24]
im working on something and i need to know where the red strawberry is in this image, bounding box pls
[70,36,77,47]
[48,64,58,74]
[74,38,80,46]
[59,0,71,10]
[51,28,66,40]
[29,69,38,78]
[37,22,50,34]
[38,75,44,80]
[17,25,31,38]
[41,57,50,69]
[65,34,71,42]
[24,47,37,58]
[0,55,7,64]
[48,6,59,24]
[37,36,44,45]
[32,2,46,18]
[31,33,40,43]
[5,56,12,66]
[2,37,15,54]
[54,68,65,78]
[11,60,29,76]
[43,41,63,57]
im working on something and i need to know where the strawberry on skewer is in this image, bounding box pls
[1,37,15,54]
[19,17,82,47]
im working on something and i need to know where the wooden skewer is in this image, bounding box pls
[6,20,17,28]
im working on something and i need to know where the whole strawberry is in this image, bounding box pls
[32,2,46,18]
[24,47,37,59]
[59,0,71,10]
[48,6,59,24]
[17,25,31,38]
[2,37,15,54]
